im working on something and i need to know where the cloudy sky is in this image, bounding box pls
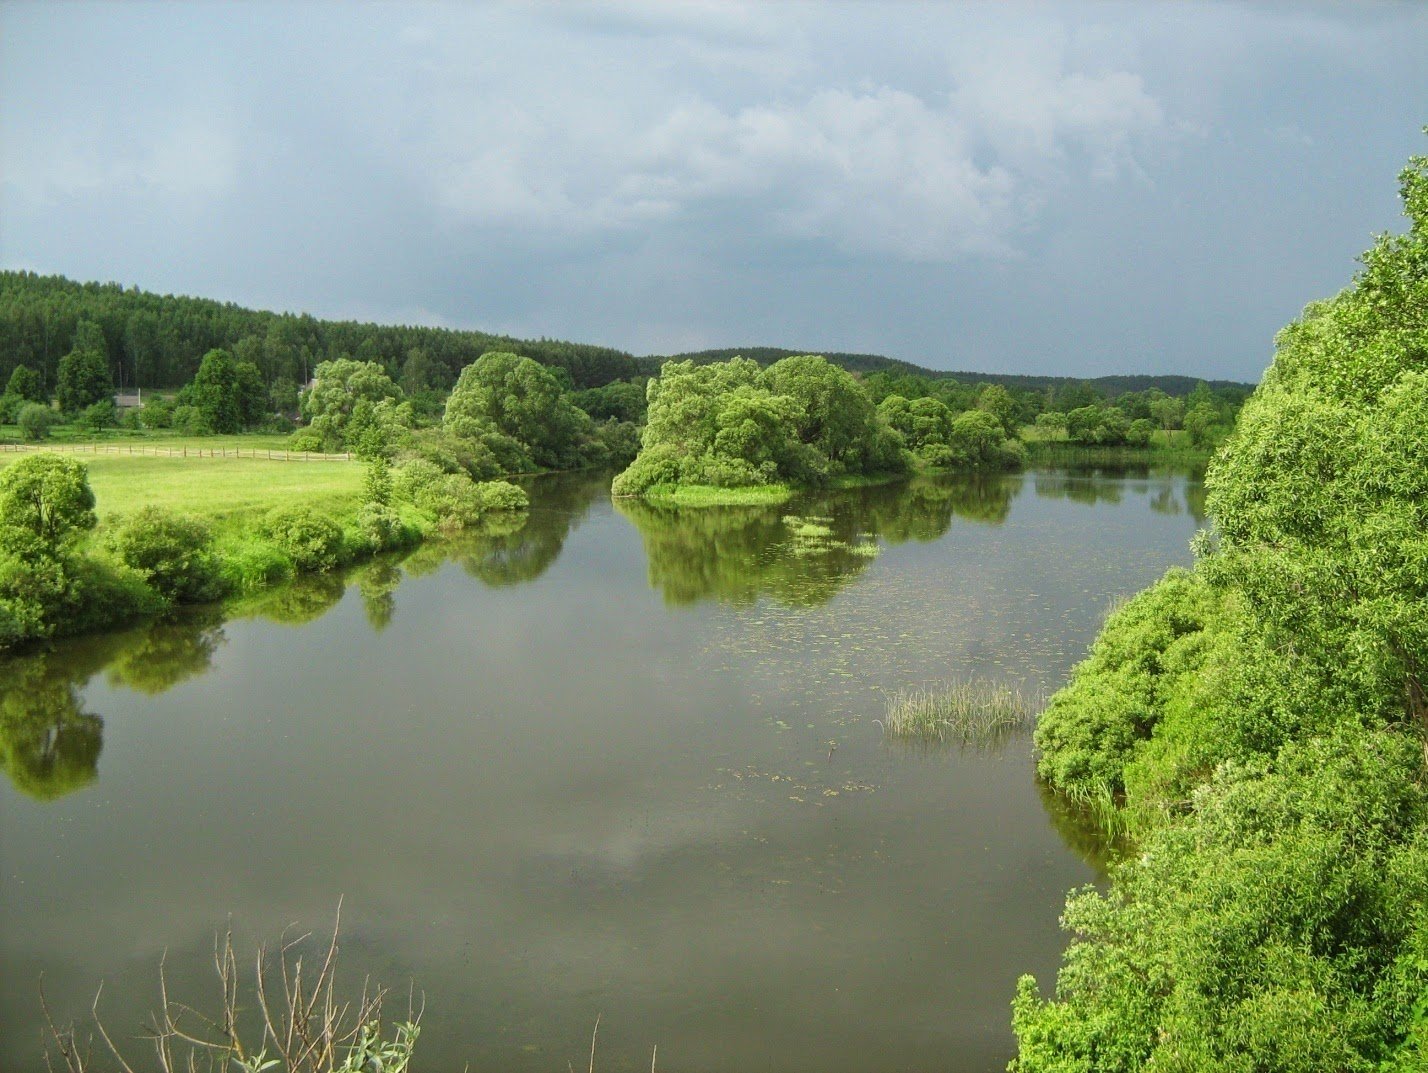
[2,2,1424,381]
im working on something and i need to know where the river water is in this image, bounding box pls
[0,466,1203,1072]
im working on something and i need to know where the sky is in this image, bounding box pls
[1,2,1425,382]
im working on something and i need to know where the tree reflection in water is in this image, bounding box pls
[616,473,1020,608]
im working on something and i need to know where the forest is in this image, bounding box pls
[1012,148,1428,1071]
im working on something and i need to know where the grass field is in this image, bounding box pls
[0,424,303,453]
[0,450,364,536]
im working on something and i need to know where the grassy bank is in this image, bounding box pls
[1020,426,1219,467]
[0,446,527,651]
[634,481,795,507]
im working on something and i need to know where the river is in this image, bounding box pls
[0,465,1203,1072]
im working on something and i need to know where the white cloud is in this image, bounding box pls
[420,58,1165,261]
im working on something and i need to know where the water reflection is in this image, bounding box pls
[617,474,1021,608]
[1034,464,1206,522]
[0,653,103,801]
[105,609,226,694]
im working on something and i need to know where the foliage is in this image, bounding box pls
[177,348,268,433]
[443,351,597,471]
[0,453,97,556]
[5,363,45,402]
[1017,144,1428,1070]
[1066,404,1131,446]
[1014,728,1428,1073]
[106,506,223,603]
[76,399,116,432]
[261,506,345,572]
[141,395,175,428]
[54,320,113,413]
[17,401,58,440]
[613,355,908,496]
[301,358,405,452]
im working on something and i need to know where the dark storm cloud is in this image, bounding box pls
[2,1,1424,380]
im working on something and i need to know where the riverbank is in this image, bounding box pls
[0,447,529,652]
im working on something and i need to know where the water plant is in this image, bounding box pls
[41,905,420,1073]
[880,678,1038,745]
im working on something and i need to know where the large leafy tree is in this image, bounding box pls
[5,364,46,403]
[0,453,97,557]
[178,348,265,433]
[443,351,593,470]
[301,358,403,451]
[1015,145,1428,1073]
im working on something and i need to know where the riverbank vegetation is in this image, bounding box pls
[611,354,1026,503]
[1013,148,1428,1071]
[0,448,529,651]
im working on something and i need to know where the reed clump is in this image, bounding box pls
[881,678,1039,745]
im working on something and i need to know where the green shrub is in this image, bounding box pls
[141,396,175,428]
[476,480,529,512]
[1014,727,1428,1073]
[353,502,417,553]
[286,427,324,453]
[17,402,57,441]
[172,404,212,436]
[217,540,295,594]
[76,400,116,432]
[1033,568,1216,797]
[106,506,223,603]
[261,506,345,572]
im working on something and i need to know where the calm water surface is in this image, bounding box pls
[0,467,1204,1072]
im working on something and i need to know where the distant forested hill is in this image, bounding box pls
[0,272,646,392]
[0,272,1253,399]
[665,347,1256,398]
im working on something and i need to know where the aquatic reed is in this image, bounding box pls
[880,678,1039,745]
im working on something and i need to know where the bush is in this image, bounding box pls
[172,404,212,436]
[286,427,324,453]
[76,400,116,432]
[119,407,143,430]
[477,480,529,512]
[1126,418,1156,447]
[261,506,345,572]
[141,396,175,429]
[1014,727,1428,1073]
[106,506,223,603]
[353,502,418,553]
[217,540,294,594]
[610,442,685,495]
[17,402,57,441]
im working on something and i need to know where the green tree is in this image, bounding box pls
[1150,394,1185,433]
[17,402,57,440]
[301,358,403,451]
[179,348,265,433]
[976,383,1019,437]
[55,320,113,413]
[444,351,593,470]
[0,454,96,556]
[5,364,45,403]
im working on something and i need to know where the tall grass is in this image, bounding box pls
[880,678,1039,746]
[41,905,420,1073]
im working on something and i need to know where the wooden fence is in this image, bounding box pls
[0,442,353,462]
